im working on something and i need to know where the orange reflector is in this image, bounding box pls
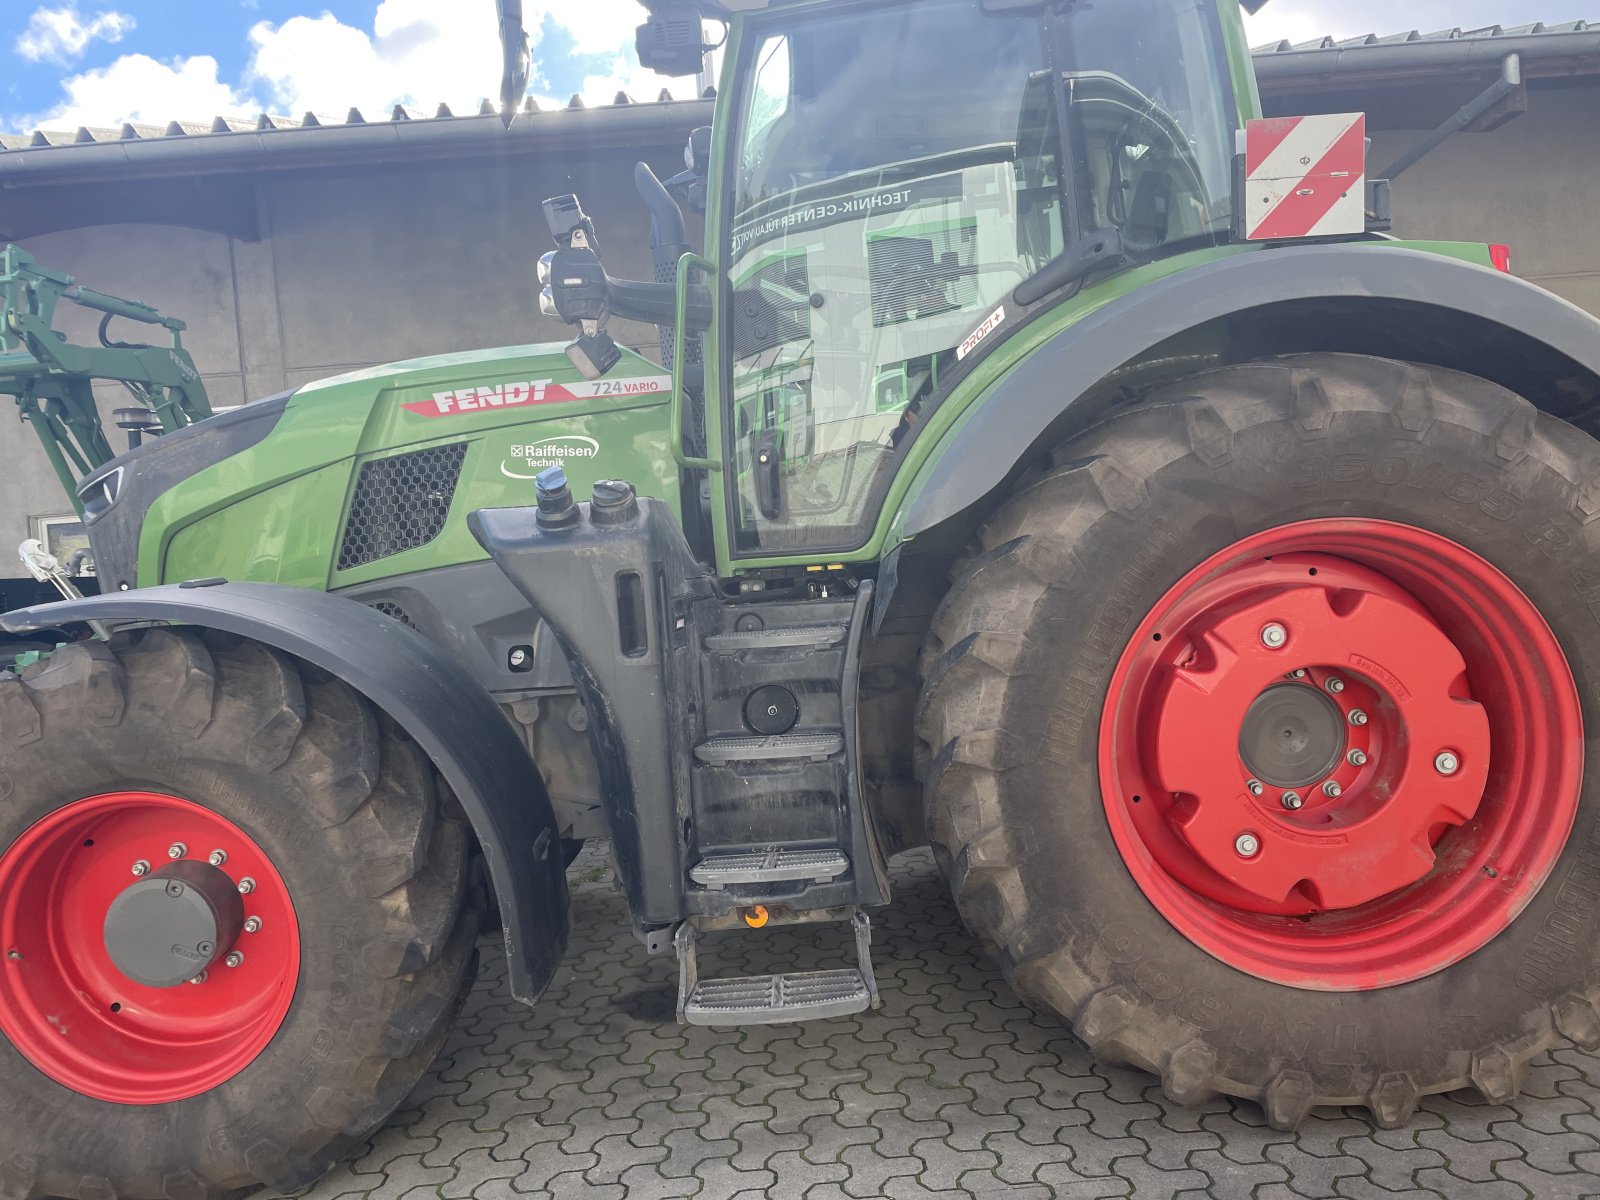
[742,905,769,928]
[1490,244,1513,274]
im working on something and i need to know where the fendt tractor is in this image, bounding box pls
[4,0,1600,1193]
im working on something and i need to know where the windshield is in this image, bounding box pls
[723,0,1233,556]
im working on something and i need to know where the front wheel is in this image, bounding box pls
[0,630,476,1197]
[918,353,1600,1127]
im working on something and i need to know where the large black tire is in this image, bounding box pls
[0,628,476,1198]
[917,353,1600,1128]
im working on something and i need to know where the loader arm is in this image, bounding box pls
[0,244,211,515]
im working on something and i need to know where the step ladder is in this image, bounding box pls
[674,910,881,1026]
[689,847,850,889]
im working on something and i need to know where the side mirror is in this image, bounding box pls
[664,126,713,214]
[686,125,711,176]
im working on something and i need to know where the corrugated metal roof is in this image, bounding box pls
[0,17,1593,158]
[1252,20,1594,55]
[0,90,708,153]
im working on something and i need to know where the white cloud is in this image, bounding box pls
[245,0,670,117]
[13,0,700,133]
[1243,6,1344,46]
[16,4,134,66]
[30,52,245,128]
[247,0,501,116]
[525,0,648,56]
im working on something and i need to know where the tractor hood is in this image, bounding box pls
[78,391,295,593]
[83,341,679,592]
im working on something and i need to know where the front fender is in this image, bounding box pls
[902,244,1600,538]
[0,581,568,1005]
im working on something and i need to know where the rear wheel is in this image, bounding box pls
[0,629,475,1197]
[918,353,1600,1126]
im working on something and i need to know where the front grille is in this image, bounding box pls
[337,443,467,571]
[367,601,417,629]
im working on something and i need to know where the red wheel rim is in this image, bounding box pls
[0,791,300,1103]
[1099,519,1583,990]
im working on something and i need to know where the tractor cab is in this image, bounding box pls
[716,0,1239,555]
[539,0,1260,571]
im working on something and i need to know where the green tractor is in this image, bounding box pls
[5,0,1600,1193]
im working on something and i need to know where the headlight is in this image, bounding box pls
[539,287,559,318]
[537,251,556,287]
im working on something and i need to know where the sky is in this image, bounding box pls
[1,1,1595,136]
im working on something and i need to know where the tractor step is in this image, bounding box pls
[690,847,849,889]
[694,732,844,763]
[703,624,848,652]
[683,970,871,1025]
[674,910,881,1027]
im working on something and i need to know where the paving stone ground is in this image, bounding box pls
[285,844,1600,1200]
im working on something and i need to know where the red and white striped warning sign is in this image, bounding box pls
[1244,113,1367,241]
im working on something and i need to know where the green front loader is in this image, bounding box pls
[5,1,1600,1194]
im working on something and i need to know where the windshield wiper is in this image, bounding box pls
[1013,227,1127,307]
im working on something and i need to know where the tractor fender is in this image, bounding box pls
[902,243,1600,538]
[0,580,568,1005]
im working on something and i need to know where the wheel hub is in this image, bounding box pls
[1146,552,1491,912]
[103,860,245,988]
[1238,683,1345,789]
[0,790,300,1104]
[1099,520,1583,990]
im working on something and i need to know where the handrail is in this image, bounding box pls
[671,251,720,471]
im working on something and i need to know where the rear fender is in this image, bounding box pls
[0,581,568,1005]
[902,244,1600,539]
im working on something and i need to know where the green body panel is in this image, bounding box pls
[1217,1,1263,124]
[137,344,678,589]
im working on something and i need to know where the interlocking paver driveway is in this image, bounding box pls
[285,846,1600,1199]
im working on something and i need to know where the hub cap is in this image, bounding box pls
[0,791,300,1103]
[1099,519,1583,990]
[1238,684,1346,790]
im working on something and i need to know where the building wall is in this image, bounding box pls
[1371,87,1600,316]
[1,145,690,550]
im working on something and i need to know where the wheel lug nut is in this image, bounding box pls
[1235,833,1261,858]
[1435,751,1460,776]
[1287,669,1308,679]
[243,917,262,934]
[1322,781,1343,798]
[224,951,244,969]
[1260,623,1288,649]
[1348,749,1368,767]
[131,860,150,877]
[1281,791,1303,810]
[1247,779,1264,797]
[1349,709,1368,726]
[207,850,228,867]
[237,877,256,894]
[1326,678,1345,694]
[189,971,207,985]
[167,842,186,860]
